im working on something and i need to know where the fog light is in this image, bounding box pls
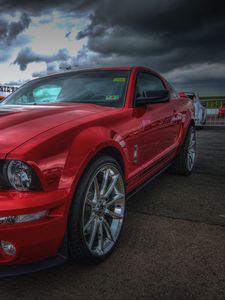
[1,240,16,256]
[0,210,48,225]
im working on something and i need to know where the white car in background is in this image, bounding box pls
[185,92,207,126]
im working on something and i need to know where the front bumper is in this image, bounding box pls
[0,253,67,277]
[0,189,70,270]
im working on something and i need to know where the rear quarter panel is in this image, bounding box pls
[177,96,195,144]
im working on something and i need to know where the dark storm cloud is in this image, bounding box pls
[14,47,71,70]
[0,13,30,45]
[1,0,225,94]
[15,45,89,78]
[0,0,99,16]
[7,13,30,41]
[0,13,30,43]
[75,0,225,94]
[32,45,89,78]
[77,0,225,71]
[0,12,31,62]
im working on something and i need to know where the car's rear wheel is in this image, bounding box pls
[168,125,196,175]
[68,155,125,264]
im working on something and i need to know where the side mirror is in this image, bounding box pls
[136,90,170,106]
[0,96,5,101]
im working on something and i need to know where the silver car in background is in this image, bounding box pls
[185,92,207,126]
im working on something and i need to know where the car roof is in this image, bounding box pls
[49,66,133,77]
[33,66,157,81]
[99,66,133,71]
[23,66,164,89]
[29,67,129,82]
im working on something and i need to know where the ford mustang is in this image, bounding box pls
[0,66,196,276]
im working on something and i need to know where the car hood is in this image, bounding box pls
[0,103,109,157]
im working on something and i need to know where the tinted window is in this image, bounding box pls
[16,84,62,105]
[2,71,130,108]
[135,72,165,98]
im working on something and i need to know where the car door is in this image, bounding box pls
[133,72,181,168]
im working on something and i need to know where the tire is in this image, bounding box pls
[68,155,126,264]
[168,125,196,175]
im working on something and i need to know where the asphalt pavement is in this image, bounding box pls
[1,129,225,300]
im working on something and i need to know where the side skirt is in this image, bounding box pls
[127,161,173,200]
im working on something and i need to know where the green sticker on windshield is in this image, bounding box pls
[106,95,120,101]
[113,77,126,83]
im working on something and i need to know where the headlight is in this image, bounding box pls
[7,161,32,191]
[4,160,42,191]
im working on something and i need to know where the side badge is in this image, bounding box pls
[133,144,139,164]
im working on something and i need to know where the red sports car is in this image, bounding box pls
[0,66,195,276]
[218,103,225,118]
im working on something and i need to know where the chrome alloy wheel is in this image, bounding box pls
[82,164,125,256]
[187,127,196,171]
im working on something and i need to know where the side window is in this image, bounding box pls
[135,72,165,99]
[16,95,29,104]
[15,84,62,105]
[33,85,62,103]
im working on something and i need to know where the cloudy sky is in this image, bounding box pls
[0,0,225,95]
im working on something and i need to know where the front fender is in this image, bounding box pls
[6,122,128,196]
[59,126,128,192]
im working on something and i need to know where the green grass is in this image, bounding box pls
[200,97,225,109]
[201,96,225,100]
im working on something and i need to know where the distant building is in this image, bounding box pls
[0,85,19,97]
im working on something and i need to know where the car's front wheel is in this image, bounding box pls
[68,155,125,264]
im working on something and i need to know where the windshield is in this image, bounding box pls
[2,70,130,108]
